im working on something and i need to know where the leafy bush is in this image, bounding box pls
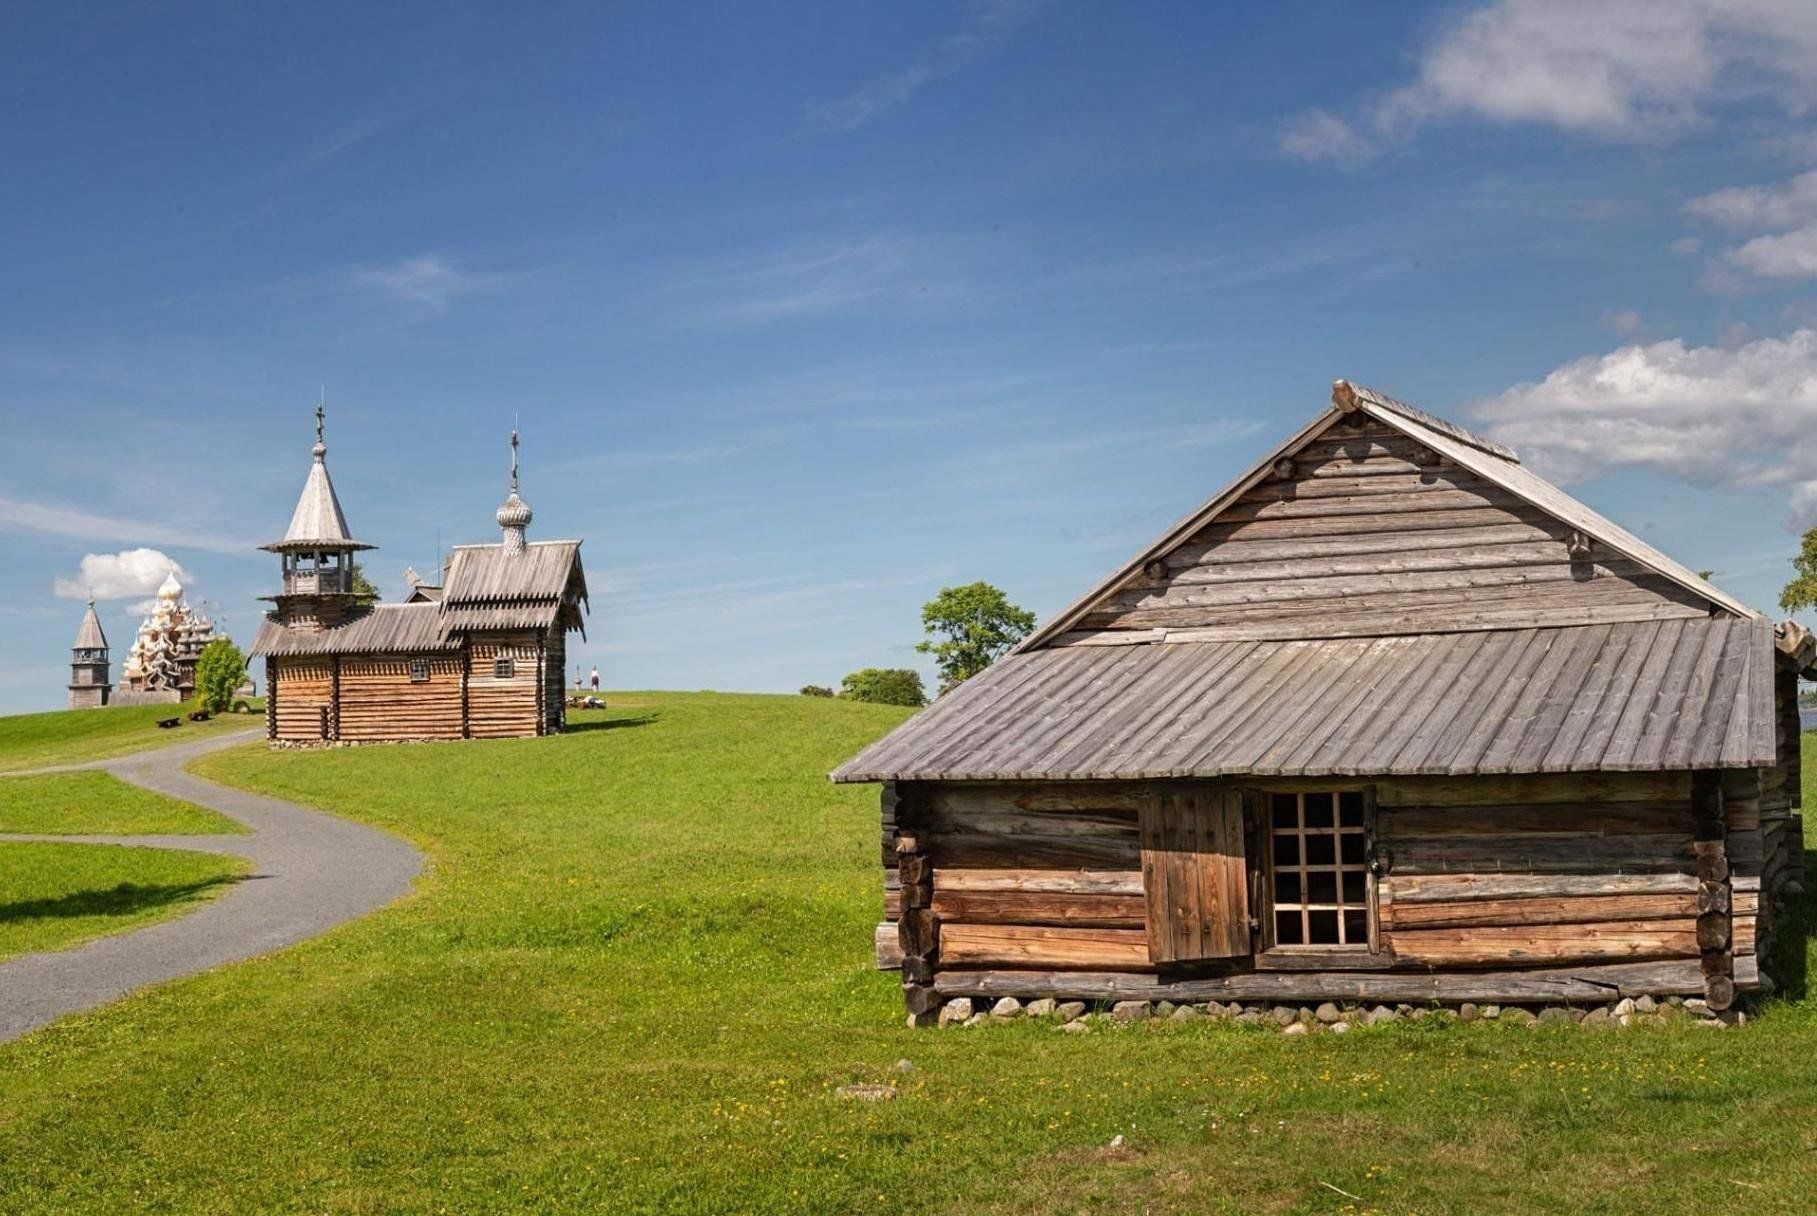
[194,639,248,714]
[839,668,926,708]
[799,685,834,698]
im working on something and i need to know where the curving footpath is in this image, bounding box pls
[0,730,423,1042]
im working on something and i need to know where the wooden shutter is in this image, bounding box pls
[1139,787,1251,962]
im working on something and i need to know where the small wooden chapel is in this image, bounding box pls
[251,408,588,744]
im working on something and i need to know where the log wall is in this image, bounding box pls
[271,657,334,741]
[1073,418,1711,642]
[878,768,1772,1004]
[467,631,545,739]
[337,655,465,741]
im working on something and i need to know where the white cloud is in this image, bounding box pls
[0,493,258,554]
[807,0,1046,134]
[1469,328,1817,524]
[53,549,192,601]
[1686,169,1817,280]
[1282,0,1817,163]
[353,254,505,313]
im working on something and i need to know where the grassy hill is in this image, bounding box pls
[0,702,264,773]
[0,690,1811,1214]
[0,842,246,962]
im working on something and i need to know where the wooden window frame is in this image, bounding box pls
[409,659,430,684]
[1256,786,1379,956]
[494,657,515,680]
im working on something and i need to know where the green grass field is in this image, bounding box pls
[0,691,1810,1214]
[0,701,264,773]
[0,842,247,962]
[0,771,242,834]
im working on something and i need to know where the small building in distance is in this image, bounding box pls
[67,598,111,709]
[835,380,1809,1020]
[251,408,588,745]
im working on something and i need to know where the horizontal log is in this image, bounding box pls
[932,958,1709,1003]
[1388,832,1694,875]
[1388,919,1698,966]
[1382,803,1692,838]
[933,868,1144,895]
[931,889,1146,928]
[1391,872,1703,903]
[1383,893,1699,930]
[1153,540,1583,591]
[1141,600,1711,645]
[938,923,1150,969]
[874,921,902,970]
[926,831,1140,870]
[1170,522,1559,569]
[1217,485,1527,524]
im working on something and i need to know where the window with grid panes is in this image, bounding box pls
[1268,791,1370,947]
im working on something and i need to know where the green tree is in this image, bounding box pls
[915,581,1036,694]
[350,561,381,604]
[194,638,247,714]
[1780,527,1817,614]
[839,668,927,708]
[799,684,834,698]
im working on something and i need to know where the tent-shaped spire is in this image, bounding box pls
[262,404,373,553]
[72,598,107,650]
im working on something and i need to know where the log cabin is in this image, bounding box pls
[834,380,1810,1021]
[251,408,588,744]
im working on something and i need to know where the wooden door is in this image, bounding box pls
[1139,788,1251,963]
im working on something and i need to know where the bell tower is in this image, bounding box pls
[261,404,374,631]
[68,598,111,709]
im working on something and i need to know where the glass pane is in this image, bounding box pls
[1305,833,1335,866]
[1303,793,1334,829]
[1340,833,1366,865]
[1274,835,1300,867]
[1275,911,1303,945]
[1343,909,1368,944]
[1308,910,1339,944]
[1271,794,1298,828]
[1308,870,1337,904]
[1341,871,1366,904]
[1274,870,1302,904]
[1339,791,1366,827]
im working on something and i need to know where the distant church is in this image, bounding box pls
[66,569,221,709]
[250,408,589,744]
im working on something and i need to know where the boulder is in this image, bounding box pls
[1170,1005,1202,1022]
[1457,1002,1479,1022]
[1111,1001,1151,1022]
[1481,1005,1502,1020]
[1366,1005,1398,1025]
[1612,998,1635,1018]
[1269,1006,1297,1026]
[1282,1021,1309,1036]
[938,999,973,1027]
[1056,1001,1087,1021]
[1314,1002,1342,1024]
[1581,1007,1612,1028]
[1537,1007,1574,1026]
[1154,1001,1178,1019]
[1057,1020,1090,1034]
[1501,1008,1537,1027]
[990,997,1023,1019]
[1633,995,1657,1014]
[1330,1021,1350,1034]
[1025,998,1057,1019]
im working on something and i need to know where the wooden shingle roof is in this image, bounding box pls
[71,601,108,650]
[832,618,1776,781]
[251,603,453,656]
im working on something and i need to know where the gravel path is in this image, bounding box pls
[0,730,424,1042]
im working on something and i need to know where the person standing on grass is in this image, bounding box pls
[589,665,600,692]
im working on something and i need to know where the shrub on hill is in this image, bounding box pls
[799,684,834,698]
[839,668,926,707]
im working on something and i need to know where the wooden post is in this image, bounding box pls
[1691,770,1734,1010]
[264,657,277,741]
[460,636,471,740]
[895,786,939,1023]
[329,655,341,742]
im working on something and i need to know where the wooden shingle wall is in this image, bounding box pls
[1077,418,1712,642]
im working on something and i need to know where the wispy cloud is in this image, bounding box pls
[0,493,261,556]
[1281,1,1817,165]
[1686,169,1817,282]
[807,0,1047,134]
[352,254,511,314]
[673,236,956,327]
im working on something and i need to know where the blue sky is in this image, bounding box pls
[6,1,1817,712]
